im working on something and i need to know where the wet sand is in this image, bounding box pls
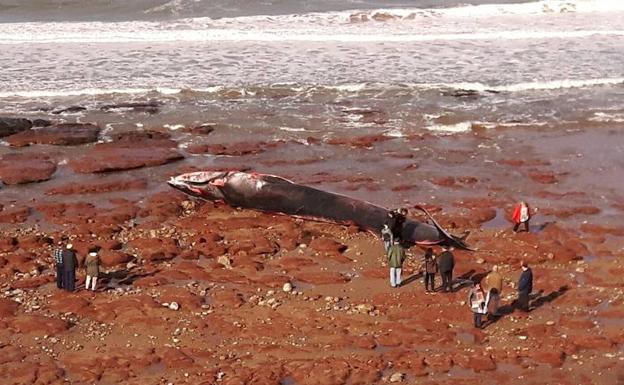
[0,113,623,385]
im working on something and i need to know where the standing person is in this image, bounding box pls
[484,265,503,317]
[437,245,455,293]
[516,261,533,312]
[387,239,406,288]
[52,240,65,289]
[62,244,78,292]
[468,282,487,328]
[423,248,438,293]
[85,250,100,292]
[389,208,407,242]
[381,222,393,253]
[512,201,531,233]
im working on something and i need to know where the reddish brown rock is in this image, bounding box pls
[11,315,69,335]
[99,250,133,267]
[326,134,390,148]
[5,123,100,147]
[309,237,347,254]
[0,298,18,317]
[70,139,183,173]
[128,237,179,261]
[532,350,566,367]
[529,170,558,184]
[187,141,270,156]
[159,348,195,369]
[465,355,497,372]
[211,289,245,308]
[0,206,30,223]
[294,271,350,285]
[46,178,147,195]
[430,177,457,187]
[0,156,56,185]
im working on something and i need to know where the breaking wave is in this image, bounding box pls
[0,77,621,99]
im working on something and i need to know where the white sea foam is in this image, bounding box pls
[419,77,624,92]
[0,76,621,100]
[589,112,624,122]
[278,127,307,132]
[1,0,623,44]
[0,87,183,98]
[1,28,622,44]
[425,121,473,133]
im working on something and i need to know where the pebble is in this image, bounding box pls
[168,302,180,311]
[283,282,293,292]
[389,372,404,383]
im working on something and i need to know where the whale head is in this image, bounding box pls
[167,171,229,201]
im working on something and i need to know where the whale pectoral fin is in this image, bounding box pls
[413,205,474,251]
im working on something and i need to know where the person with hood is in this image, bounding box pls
[468,281,487,328]
[423,248,438,293]
[516,261,533,312]
[85,250,100,292]
[381,222,393,253]
[387,239,406,288]
[512,201,531,233]
[62,243,78,292]
[437,245,455,293]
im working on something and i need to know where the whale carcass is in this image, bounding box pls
[168,170,471,250]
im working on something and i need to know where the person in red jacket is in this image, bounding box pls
[512,201,531,233]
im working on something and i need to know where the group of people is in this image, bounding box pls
[53,240,101,292]
[382,203,536,329]
[468,261,533,328]
[383,207,458,292]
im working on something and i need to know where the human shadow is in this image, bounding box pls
[530,285,569,309]
[453,269,491,292]
[100,268,159,288]
[484,286,569,327]
[401,271,423,287]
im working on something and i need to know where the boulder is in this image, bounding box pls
[0,117,32,137]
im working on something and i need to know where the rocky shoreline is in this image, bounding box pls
[0,114,623,384]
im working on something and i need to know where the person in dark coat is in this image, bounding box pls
[516,261,533,312]
[62,244,78,292]
[423,248,438,293]
[388,208,407,241]
[52,241,65,289]
[437,245,455,293]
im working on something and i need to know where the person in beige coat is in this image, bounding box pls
[485,265,503,317]
[85,251,100,291]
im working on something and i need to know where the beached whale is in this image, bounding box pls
[168,170,471,250]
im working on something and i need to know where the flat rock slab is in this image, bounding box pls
[69,139,184,173]
[5,123,100,147]
[0,155,57,184]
